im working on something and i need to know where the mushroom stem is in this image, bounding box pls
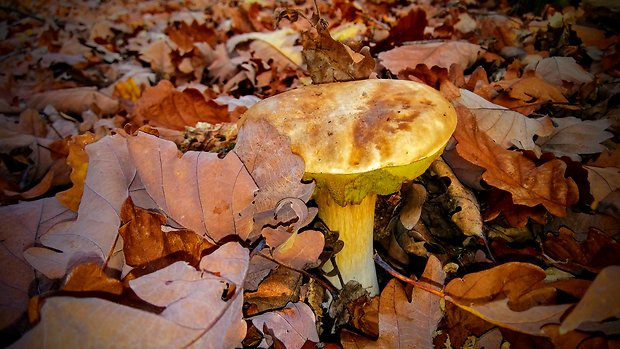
[315,190,379,296]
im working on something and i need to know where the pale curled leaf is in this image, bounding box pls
[10,296,245,348]
[24,135,135,279]
[537,117,613,161]
[456,89,553,152]
[127,132,257,242]
[0,198,74,328]
[250,302,319,349]
[560,265,620,334]
[227,28,303,68]
[130,242,248,329]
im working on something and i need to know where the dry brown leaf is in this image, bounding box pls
[560,265,620,334]
[0,198,74,329]
[454,106,579,218]
[543,228,620,273]
[132,80,232,130]
[227,28,303,69]
[127,131,257,242]
[379,41,482,74]
[341,255,445,348]
[27,87,120,115]
[62,263,123,295]
[446,263,572,336]
[234,119,314,214]
[500,75,568,104]
[139,40,175,76]
[250,302,319,349]
[119,197,214,267]
[301,26,375,84]
[537,117,613,161]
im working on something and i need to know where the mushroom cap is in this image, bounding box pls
[242,79,457,205]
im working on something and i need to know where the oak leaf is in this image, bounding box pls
[535,57,594,87]
[536,117,613,161]
[227,28,303,69]
[55,133,98,211]
[543,228,620,273]
[378,41,482,74]
[139,40,175,76]
[341,255,445,348]
[27,87,120,115]
[454,106,579,218]
[132,80,231,130]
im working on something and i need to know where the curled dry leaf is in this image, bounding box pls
[543,227,620,273]
[127,132,257,242]
[341,255,445,348]
[250,302,319,349]
[0,198,74,329]
[456,89,554,152]
[129,242,248,330]
[378,41,482,74]
[430,157,483,237]
[55,133,98,211]
[227,28,303,69]
[301,26,375,84]
[454,106,579,218]
[445,262,572,336]
[27,87,120,115]
[132,80,232,130]
[560,265,620,334]
[24,135,135,279]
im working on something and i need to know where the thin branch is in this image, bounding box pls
[373,253,445,298]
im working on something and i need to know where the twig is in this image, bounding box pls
[373,253,445,298]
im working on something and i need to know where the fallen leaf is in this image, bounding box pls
[24,135,134,279]
[341,255,445,348]
[234,119,314,214]
[379,41,482,74]
[27,87,120,115]
[272,229,324,269]
[537,117,613,161]
[55,133,98,211]
[129,242,248,329]
[456,89,554,152]
[543,227,620,273]
[139,40,175,76]
[301,26,375,83]
[127,131,257,242]
[0,197,74,329]
[62,263,124,295]
[500,75,568,105]
[250,302,319,349]
[560,265,620,334]
[585,165,620,208]
[454,107,579,218]
[132,80,232,130]
[535,57,594,87]
[119,197,214,267]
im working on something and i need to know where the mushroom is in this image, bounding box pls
[242,79,457,296]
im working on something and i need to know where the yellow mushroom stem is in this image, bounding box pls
[315,189,380,296]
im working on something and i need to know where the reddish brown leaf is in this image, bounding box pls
[62,263,123,295]
[543,227,620,273]
[55,133,98,211]
[454,106,579,218]
[132,80,232,130]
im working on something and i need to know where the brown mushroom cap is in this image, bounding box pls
[242,79,457,205]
